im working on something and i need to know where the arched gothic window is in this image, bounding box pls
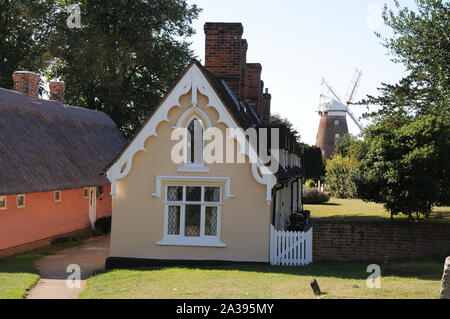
[187,119,203,164]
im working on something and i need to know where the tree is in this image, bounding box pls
[0,0,51,89]
[355,115,450,221]
[334,134,356,157]
[326,154,359,199]
[360,0,449,122]
[299,144,325,180]
[2,0,200,138]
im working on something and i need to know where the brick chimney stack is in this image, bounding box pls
[204,23,244,99]
[246,63,262,117]
[240,39,248,101]
[12,71,40,100]
[49,81,65,104]
[262,88,272,124]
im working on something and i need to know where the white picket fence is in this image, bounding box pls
[270,225,313,266]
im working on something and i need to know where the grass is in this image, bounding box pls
[80,261,443,299]
[0,241,81,299]
[304,197,450,222]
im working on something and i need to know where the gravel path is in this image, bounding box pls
[26,235,110,299]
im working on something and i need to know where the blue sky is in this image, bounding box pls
[187,0,415,145]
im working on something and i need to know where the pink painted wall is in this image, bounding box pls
[0,185,112,250]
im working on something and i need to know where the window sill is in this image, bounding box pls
[157,238,226,248]
[177,165,210,173]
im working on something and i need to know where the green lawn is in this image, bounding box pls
[80,261,443,299]
[0,242,81,299]
[305,197,450,222]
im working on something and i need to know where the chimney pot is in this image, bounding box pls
[12,71,40,100]
[49,81,65,104]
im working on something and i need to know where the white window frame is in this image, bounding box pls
[17,194,26,208]
[54,190,62,203]
[157,185,226,247]
[0,195,6,210]
[178,117,210,173]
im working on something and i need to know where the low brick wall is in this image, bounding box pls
[0,228,91,258]
[313,219,450,262]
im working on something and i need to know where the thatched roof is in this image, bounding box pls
[0,88,126,195]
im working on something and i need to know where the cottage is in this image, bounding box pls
[105,23,303,268]
[0,71,126,256]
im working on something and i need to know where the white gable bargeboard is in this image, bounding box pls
[106,62,276,203]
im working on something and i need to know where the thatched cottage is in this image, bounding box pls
[0,71,126,256]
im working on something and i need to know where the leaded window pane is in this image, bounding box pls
[205,206,218,236]
[204,187,220,202]
[185,205,201,237]
[167,206,181,235]
[167,186,183,202]
[186,187,201,202]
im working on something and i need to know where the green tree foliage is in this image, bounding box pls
[326,154,359,199]
[0,0,200,138]
[360,0,450,122]
[299,144,325,180]
[334,134,355,157]
[44,0,201,138]
[356,116,450,221]
[307,179,316,188]
[0,0,51,89]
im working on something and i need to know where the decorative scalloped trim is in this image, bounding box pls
[107,63,276,203]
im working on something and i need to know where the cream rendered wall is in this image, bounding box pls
[110,90,271,263]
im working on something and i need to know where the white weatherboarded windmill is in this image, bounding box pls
[315,69,364,157]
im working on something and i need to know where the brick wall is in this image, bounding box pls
[313,219,450,261]
[0,228,90,258]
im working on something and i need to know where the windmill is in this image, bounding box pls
[315,69,363,158]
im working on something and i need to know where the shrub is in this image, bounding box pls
[302,187,330,204]
[307,179,316,188]
[94,216,112,235]
[50,229,92,245]
[326,154,359,199]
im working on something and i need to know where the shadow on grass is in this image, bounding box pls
[305,202,341,206]
[101,260,443,282]
[0,241,81,275]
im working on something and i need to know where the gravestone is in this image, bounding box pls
[440,257,450,299]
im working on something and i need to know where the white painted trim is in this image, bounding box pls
[152,175,234,199]
[16,194,25,208]
[160,185,225,247]
[328,111,347,116]
[54,190,62,203]
[173,106,212,129]
[106,63,276,203]
[0,195,6,210]
[157,239,226,248]
[177,165,210,173]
